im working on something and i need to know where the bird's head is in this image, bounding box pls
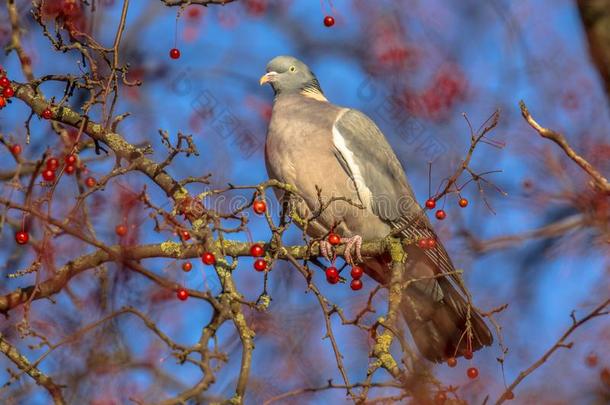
[260,56,325,100]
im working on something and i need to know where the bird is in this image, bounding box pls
[259,55,492,362]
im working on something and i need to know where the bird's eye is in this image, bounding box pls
[289,66,296,72]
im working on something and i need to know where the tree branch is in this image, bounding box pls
[520,101,610,194]
[0,332,66,404]
[495,299,610,405]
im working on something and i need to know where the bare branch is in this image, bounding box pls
[495,299,610,405]
[520,101,610,194]
[0,332,65,404]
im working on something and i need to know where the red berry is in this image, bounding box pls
[326,266,339,284]
[434,391,447,404]
[46,157,59,170]
[115,224,127,236]
[458,198,469,208]
[350,265,363,279]
[435,209,446,220]
[585,353,598,368]
[42,169,55,182]
[182,261,193,272]
[0,97,6,108]
[42,108,53,119]
[0,76,9,87]
[601,367,610,385]
[504,391,514,400]
[65,154,77,165]
[418,238,437,249]
[2,86,14,98]
[176,287,188,301]
[328,232,341,246]
[187,7,201,19]
[85,177,96,187]
[15,231,29,245]
[252,200,266,214]
[325,266,339,284]
[64,164,76,175]
[254,258,267,271]
[350,279,363,290]
[447,357,457,368]
[249,244,264,257]
[202,252,215,265]
[11,144,21,155]
[323,15,335,27]
[169,48,181,59]
[180,230,190,240]
[464,350,473,360]
[467,367,479,379]
[325,266,338,278]
[425,198,436,209]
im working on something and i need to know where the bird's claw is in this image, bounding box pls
[319,240,334,262]
[341,235,363,267]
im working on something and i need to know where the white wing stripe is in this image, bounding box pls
[332,116,374,209]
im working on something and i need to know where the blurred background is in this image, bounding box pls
[0,0,608,403]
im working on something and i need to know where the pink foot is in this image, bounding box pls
[319,240,334,262]
[341,235,363,266]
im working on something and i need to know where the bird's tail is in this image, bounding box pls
[400,270,493,363]
[363,249,493,363]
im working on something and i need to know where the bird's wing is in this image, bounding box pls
[332,109,463,290]
[333,108,416,221]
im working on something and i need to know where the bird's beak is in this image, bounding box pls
[259,71,277,85]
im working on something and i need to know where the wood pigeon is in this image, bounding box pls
[260,55,493,362]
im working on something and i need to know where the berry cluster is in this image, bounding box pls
[0,73,15,109]
[324,233,364,290]
[42,157,59,182]
[0,70,14,110]
[417,237,437,250]
[325,265,364,290]
[443,349,491,386]
[41,154,93,184]
[201,244,269,274]
[350,265,363,290]
[425,196,469,221]
[250,244,268,272]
